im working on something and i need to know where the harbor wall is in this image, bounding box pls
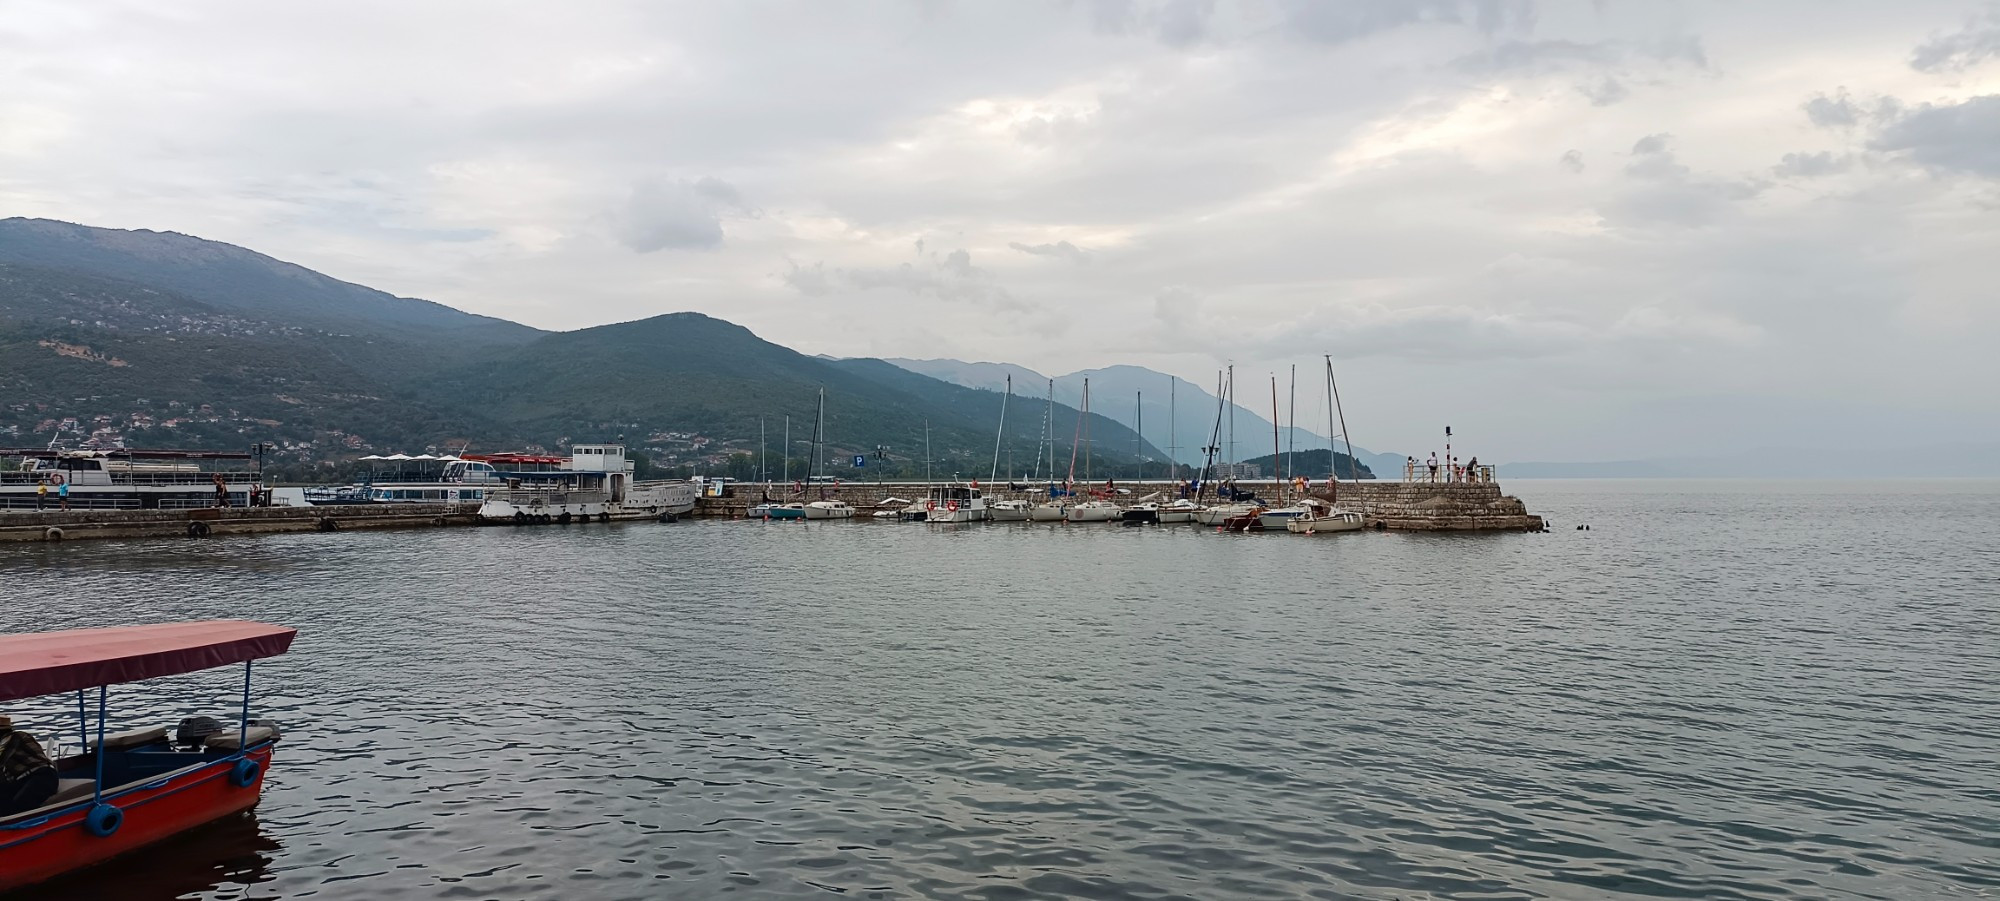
[697,481,1543,531]
[0,504,479,543]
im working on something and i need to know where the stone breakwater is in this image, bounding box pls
[0,504,479,543]
[699,481,1544,531]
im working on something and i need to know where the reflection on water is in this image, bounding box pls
[23,812,280,900]
[1,480,1996,899]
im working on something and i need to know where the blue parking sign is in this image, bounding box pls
[853,455,866,467]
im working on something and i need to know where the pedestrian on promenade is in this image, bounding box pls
[35,480,46,510]
[57,480,69,511]
[1427,452,1439,481]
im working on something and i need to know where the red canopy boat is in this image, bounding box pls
[0,621,296,894]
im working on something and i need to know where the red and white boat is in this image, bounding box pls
[0,621,296,894]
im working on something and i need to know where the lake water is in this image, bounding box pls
[2,480,1996,900]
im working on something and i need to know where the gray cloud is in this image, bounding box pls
[1577,76,1629,107]
[1008,240,1089,262]
[1870,95,2000,177]
[1910,8,2000,72]
[1280,0,1533,45]
[1559,149,1585,173]
[614,177,752,253]
[782,248,1023,310]
[1603,134,1764,227]
[1772,151,1854,178]
[1088,0,1217,47]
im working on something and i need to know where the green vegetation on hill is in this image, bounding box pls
[0,220,1167,477]
[1234,448,1377,480]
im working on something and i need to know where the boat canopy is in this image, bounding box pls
[0,621,297,703]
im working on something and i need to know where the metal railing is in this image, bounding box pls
[1402,463,1496,483]
[491,489,609,506]
[0,471,262,487]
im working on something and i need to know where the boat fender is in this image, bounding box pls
[432,516,447,527]
[44,527,63,542]
[187,521,211,539]
[317,517,339,532]
[658,511,678,524]
[557,512,572,525]
[598,512,611,523]
[230,757,261,788]
[513,511,526,525]
[85,803,123,837]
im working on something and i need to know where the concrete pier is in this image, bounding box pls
[698,480,1543,531]
[0,503,480,543]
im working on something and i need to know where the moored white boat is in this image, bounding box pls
[923,485,986,523]
[1257,505,1314,530]
[477,445,697,524]
[1064,499,1122,522]
[1028,502,1066,521]
[1156,499,1201,523]
[803,500,854,519]
[987,499,1030,521]
[1193,502,1259,526]
[1286,509,1366,533]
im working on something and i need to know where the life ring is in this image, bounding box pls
[947,501,959,512]
[230,757,261,788]
[48,473,65,486]
[85,803,122,837]
[44,527,63,542]
[187,521,211,539]
[925,500,936,511]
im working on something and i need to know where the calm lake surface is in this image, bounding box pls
[2,480,1996,900]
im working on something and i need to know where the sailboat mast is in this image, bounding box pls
[809,388,825,483]
[989,374,1010,484]
[924,420,932,486]
[1082,378,1093,484]
[1270,375,1282,501]
[783,415,791,485]
[1227,364,1236,471]
[760,417,767,485]
[1287,364,1297,493]
[1168,375,1177,482]
[1199,369,1224,499]
[1328,354,1357,484]
[1135,390,1142,483]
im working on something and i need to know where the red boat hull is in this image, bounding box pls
[0,746,272,895]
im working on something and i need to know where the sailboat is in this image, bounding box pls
[1029,379,1070,521]
[984,375,1028,521]
[1193,367,1261,526]
[1289,355,1366,534]
[800,388,853,520]
[1257,371,1314,531]
[1065,378,1122,522]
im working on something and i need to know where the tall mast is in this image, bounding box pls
[1287,363,1297,494]
[1168,375,1177,481]
[1270,374,1282,501]
[989,374,1010,484]
[1082,377,1093,484]
[1135,390,1142,483]
[1199,369,1224,500]
[783,415,791,485]
[760,416,767,485]
[1065,380,1082,487]
[924,420,932,486]
[1226,364,1236,471]
[1327,354,1356,485]
[809,388,825,483]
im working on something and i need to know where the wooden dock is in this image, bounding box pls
[0,504,481,543]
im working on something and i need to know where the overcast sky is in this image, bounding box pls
[4,1,1996,460]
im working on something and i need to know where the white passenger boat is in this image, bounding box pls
[1064,499,1122,522]
[987,499,1030,521]
[803,499,854,520]
[0,448,262,511]
[1287,509,1366,534]
[317,454,502,505]
[923,485,986,523]
[476,445,697,524]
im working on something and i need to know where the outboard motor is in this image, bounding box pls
[176,716,224,750]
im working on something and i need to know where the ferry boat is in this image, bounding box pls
[923,485,986,523]
[0,620,295,894]
[0,448,261,511]
[306,454,504,505]
[475,445,697,524]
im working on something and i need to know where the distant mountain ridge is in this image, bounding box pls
[883,357,1407,474]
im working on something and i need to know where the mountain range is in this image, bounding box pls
[0,218,1164,480]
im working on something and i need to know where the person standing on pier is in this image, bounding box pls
[1427,452,1439,482]
[56,479,69,511]
[35,479,46,510]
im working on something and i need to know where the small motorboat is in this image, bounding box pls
[1219,507,1269,532]
[1121,503,1158,524]
[1155,499,1201,523]
[1286,509,1366,534]
[802,500,854,520]
[1257,503,1316,530]
[0,621,296,895]
[765,503,806,520]
[1028,502,1067,521]
[1193,502,1259,526]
